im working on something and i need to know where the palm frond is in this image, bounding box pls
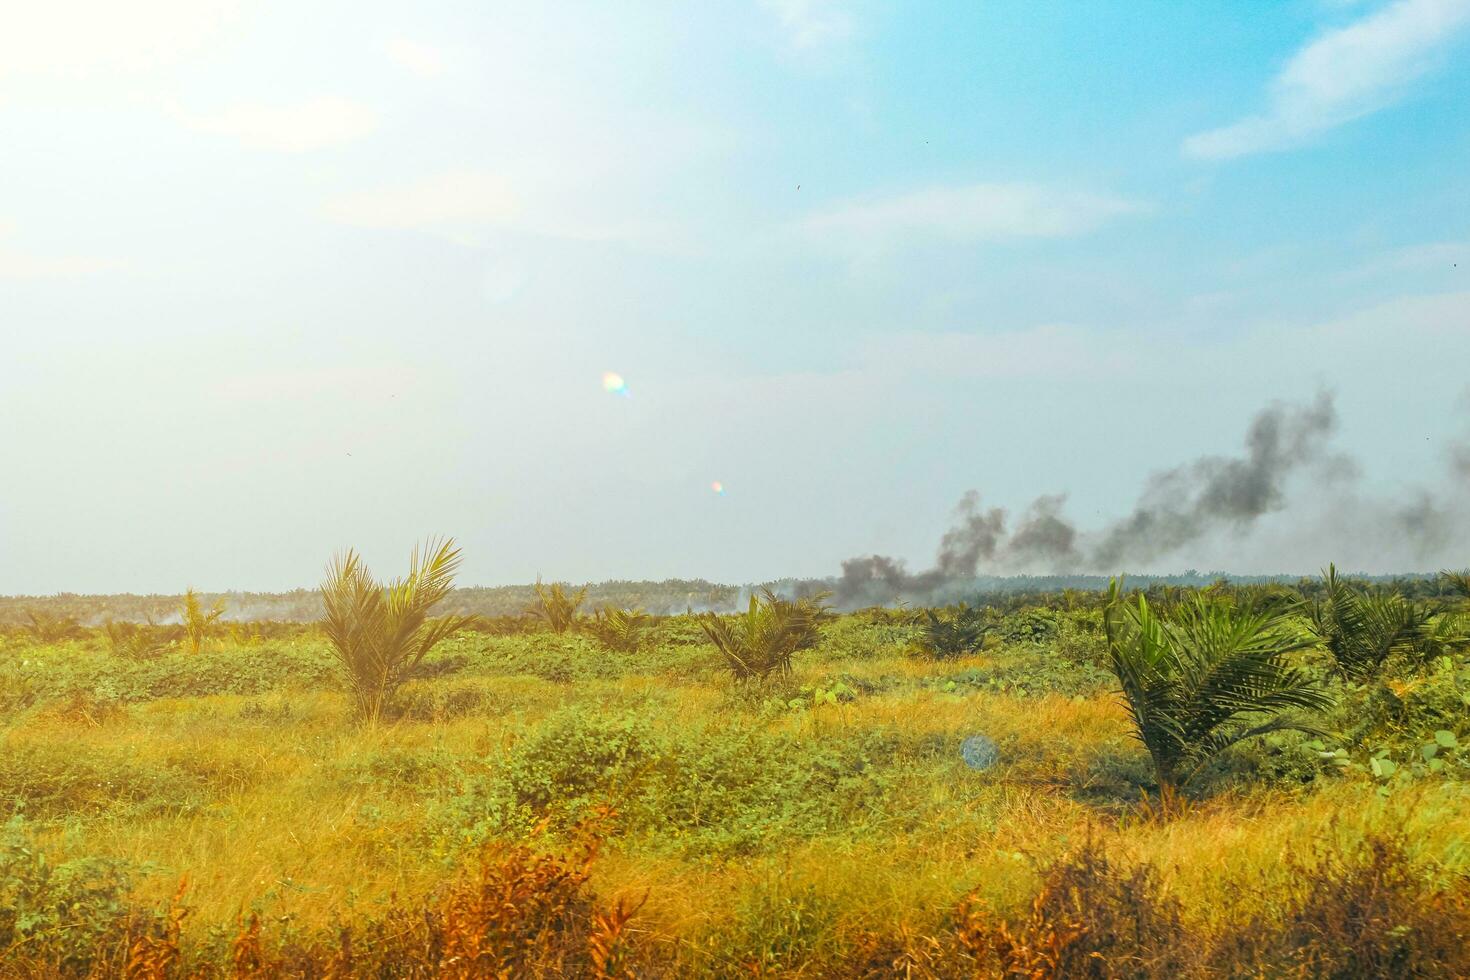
[320,538,475,723]
[698,589,829,683]
[530,579,587,633]
[1103,579,1333,795]
[1311,563,1452,678]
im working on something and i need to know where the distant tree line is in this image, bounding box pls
[1,571,1459,625]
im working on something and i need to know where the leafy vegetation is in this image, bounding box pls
[1103,580,1333,799]
[320,538,476,723]
[21,610,85,644]
[3,570,1470,975]
[101,620,168,660]
[584,605,653,652]
[698,589,832,682]
[1311,564,1462,680]
[178,587,226,655]
[531,579,588,633]
[912,603,990,658]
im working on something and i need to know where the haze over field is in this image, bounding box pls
[3,0,1470,593]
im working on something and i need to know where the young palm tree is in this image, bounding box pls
[103,620,168,660]
[585,605,652,652]
[320,538,475,723]
[1441,569,1470,603]
[1104,580,1332,803]
[531,579,587,634]
[698,589,830,682]
[180,588,226,655]
[913,603,989,658]
[1310,565,1457,679]
[20,610,86,644]
[774,590,835,651]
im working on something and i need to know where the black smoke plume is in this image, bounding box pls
[829,391,1468,608]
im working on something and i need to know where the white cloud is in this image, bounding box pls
[0,0,238,79]
[799,183,1146,247]
[760,0,854,49]
[386,38,448,77]
[1185,0,1470,159]
[186,97,378,152]
[324,171,520,233]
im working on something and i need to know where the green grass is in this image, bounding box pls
[2,607,1469,976]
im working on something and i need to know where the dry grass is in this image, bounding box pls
[4,620,1469,976]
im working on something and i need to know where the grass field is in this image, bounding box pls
[3,593,1469,977]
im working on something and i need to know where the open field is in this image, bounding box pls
[3,581,1470,977]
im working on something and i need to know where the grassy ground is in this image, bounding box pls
[2,612,1469,976]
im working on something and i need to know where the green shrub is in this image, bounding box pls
[996,608,1061,645]
[0,744,204,820]
[1332,655,1470,784]
[1052,610,1106,665]
[395,680,500,722]
[0,816,139,977]
[934,655,1113,699]
[431,710,904,857]
[0,643,337,713]
[913,604,990,658]
[811,616,915,661]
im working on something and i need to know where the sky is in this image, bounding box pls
[2,0,1469,594]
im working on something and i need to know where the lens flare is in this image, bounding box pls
[710,481,726,495]
[961,734,999,771]
[602,372,629,396]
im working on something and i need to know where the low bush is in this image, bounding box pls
[1,816,644,979]
[0,816,141,977]
[0,743,205,820]
[431,709,903,857]
[956,840,1196,979]
[395,680,500,723]
[1219,833,1470,978]
[995,607,1061,645]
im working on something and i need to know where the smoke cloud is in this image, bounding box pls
[830,390,1470,607]
[1088,391,1342,568]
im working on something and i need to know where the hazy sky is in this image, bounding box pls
[3,0,1470,594]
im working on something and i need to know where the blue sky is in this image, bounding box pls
[2,0,1469,593]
